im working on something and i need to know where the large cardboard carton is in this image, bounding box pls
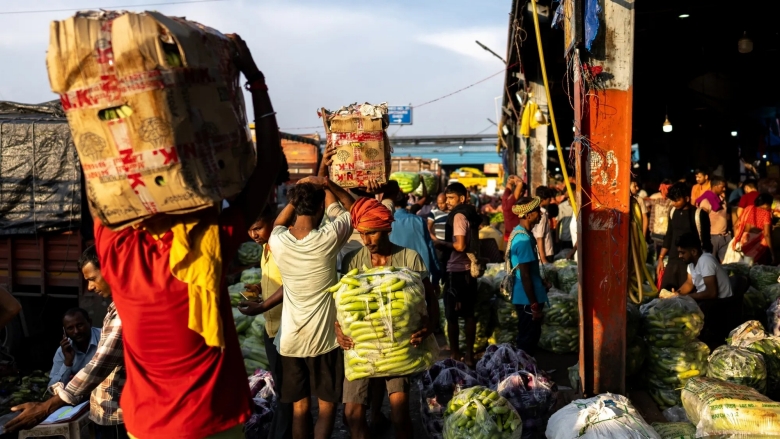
[320,103,389,188]
[46,11,256,229]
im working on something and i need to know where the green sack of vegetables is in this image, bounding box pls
[640,296,704,347]
[544,291,578,327]
[237,241,262,265]
[722,262,750,278]
[443,386,522,439]
[332,266,438,381]
[240,267,262,285]
[248,314,266,339]
[232,308,252,334]
[228,282,245,306]
[749,264,780,291]
[557,266,578,295]
[414,171,439,196]
[645,340,709,409]
[541,264,559,289]
[539,325,578,354]
[727,321,780,399]
[743,287,769,321]
[389,172,421,194]
[491,294,518,346]
[707,345,767,394]
[651,422,696,439]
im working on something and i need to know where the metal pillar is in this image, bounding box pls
[575,0,635,395]
[528,81,549,191]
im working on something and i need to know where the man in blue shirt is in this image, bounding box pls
[508,197,548,354]
[48,308,101,387]
[390,193,441,285]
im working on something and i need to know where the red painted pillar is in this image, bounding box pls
[574,0,635,396]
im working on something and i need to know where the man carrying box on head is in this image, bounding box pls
[89,35,283,439]
[335,198,437,439]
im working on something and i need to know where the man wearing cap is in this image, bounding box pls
[336,197,436,439]
[507,197,549,354]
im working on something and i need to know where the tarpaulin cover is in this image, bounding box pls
[0,100,81,234]
[584,0,601,51]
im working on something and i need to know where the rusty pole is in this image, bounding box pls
[575,0,635,395]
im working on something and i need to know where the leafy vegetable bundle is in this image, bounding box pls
[707,345,767,394]
[443,386,523,439]
[331,266,438,380]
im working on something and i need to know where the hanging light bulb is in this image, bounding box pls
[547,142,555,151]
[662,115,673,133]
[738,32,753,54]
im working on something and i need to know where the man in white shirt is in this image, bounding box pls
[532,186,554,263]
[675,232,733,301]
[267,175,355,439]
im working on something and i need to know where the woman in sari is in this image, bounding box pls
[733,193,775,265]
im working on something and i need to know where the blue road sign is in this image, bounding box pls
[387,106,413,125]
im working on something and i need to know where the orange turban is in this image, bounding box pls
[351,197,394,233]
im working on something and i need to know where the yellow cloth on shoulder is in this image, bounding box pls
[141,208,224,349]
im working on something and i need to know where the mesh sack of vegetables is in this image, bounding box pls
[228,282,245,306]
[497,370,558,437]
[443,385,523,439]
[476,344,537,386]
[237,241,262,265]
[627,302,641,341]
[546,393,660,439]
[722,262,751,278]
[557,265,578,294]
[626,337,647,377]
[681,377,780,436]
[419,360,481,439]
[389,171,422,194]
[541,264,559,289]
[645,340,709,409]
[727,321,780,399]
[640,296,704,348]
[539,325,578,354]
[707,345,767,394]
[332,266,438,380]
[749,264,780,291]
[650,422,696,439]
[544,291,578,327]
[414,170,439,196]
[491,294,519,346]
[743,287,769,321]
[240,267,261,284]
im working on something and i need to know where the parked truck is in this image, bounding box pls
[0,101,97,371]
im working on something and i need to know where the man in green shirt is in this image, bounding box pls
[336,197,436,439]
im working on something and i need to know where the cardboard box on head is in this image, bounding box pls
[47,10,256,229]
[320,103,390,189]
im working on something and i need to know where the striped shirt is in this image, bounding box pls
[427,208,448,241]
[51,302,125,426]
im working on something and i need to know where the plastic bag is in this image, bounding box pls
[681,377,780,436]
[743,287,769,322]
[546,393,661,439]
[661,406,689,423]
[389,171,422,194]
[558,266,578,294]
[240,267,262,284]
[727,321,780,398]
[333,267,438,380]
[727,320,767,347]
[749,264,780,291]
[419,359,481,439]
[650,422,696,439]
[497,370,558,437]
[707,345,767,394]
[248,369,276,400]
[476,344,537,387]
[443,386,523,439]
[539,324,579,354]
[541,263,559,288]
[640,296,704,347]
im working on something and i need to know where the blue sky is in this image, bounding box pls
[0,0,510,136]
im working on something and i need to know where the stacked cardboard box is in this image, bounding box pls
[47,10,255,228]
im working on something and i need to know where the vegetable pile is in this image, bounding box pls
[0,371,49,417]
[443,386,523,439]
[419,359,481,439]
[389,172,422,194]
[707,345,767,394]
[539,290,579,354]
[640,296,704,348]
[240,267,262,285]
[229,282,245,306]
[645,340,710,409]
[742,287,768,322]
[237,312,270,375]
[557,266,578,296]
[722,262,750,278]
[748,264,780,291]
[331,266,438,380]
[681,377,780,436]
[727,320,780,399]
[237,241,262,265]
[650,422,696,439]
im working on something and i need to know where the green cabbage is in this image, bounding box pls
[237,241,262,265]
